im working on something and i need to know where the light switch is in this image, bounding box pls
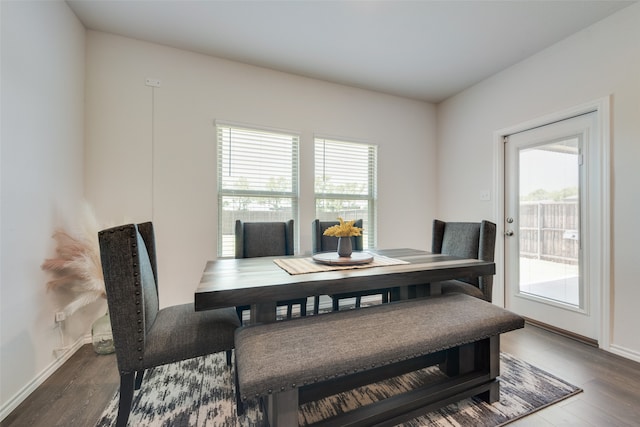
[145,78,161,87]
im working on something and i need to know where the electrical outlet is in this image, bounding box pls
[55,312,66,322]
[480,190,491,201]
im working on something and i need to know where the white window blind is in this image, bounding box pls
[315,137,377,248]
[217,123,299,257]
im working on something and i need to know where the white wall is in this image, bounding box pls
[84,32,437,307]
[437,3,640,359]
[9,1,636,418]
[0,0,94,418]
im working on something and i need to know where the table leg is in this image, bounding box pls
[391,285,420,300]
[424,282,441,296]
[391,282,441,301]
[267,389,298,427]
[251,302,277,323]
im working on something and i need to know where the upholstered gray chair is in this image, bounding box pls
[312,219,390,312]
[431,219,497,302]
[235,220,308,320]
[99,222,241,427]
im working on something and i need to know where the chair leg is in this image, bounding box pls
[134,369,145,390]
[286,303,293,319]
[300,300,307,317]
[236,306,246,324]
[332,297,340,311]
[226,350,233,366]
[116,372,135,427]
[382,291,389,304]
[313,296,320,315]
[234,357,245,416]
[355,296,362,308]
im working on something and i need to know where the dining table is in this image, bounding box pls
[195,248,495,323]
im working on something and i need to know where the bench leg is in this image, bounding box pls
[441,336,500,378]
[443,336,501,404]
[441,342,476,376]
[478,379,500,404]
[267,389,298,427]
[477,335,501,404]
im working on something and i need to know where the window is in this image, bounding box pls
[217,123,299,257]
[315,137,377,248]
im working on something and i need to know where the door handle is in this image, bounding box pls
[504,230,514,236]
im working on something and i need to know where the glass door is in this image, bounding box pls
[505,112,598,340]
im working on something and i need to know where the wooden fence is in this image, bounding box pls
[219,209,367,256]
[519,201,579,265]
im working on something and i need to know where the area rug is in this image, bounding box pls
[96,352,581,427]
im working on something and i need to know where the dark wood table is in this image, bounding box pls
[195,248,495,323]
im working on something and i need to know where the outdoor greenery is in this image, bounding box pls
[521,187,578,202]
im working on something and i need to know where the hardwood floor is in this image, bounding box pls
[2,323,639,426]
[1,345,119,427]
[503,325,640,426]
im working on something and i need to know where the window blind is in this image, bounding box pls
[217,123,299,257]
[315,137,377,248]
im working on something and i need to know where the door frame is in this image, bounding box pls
[493,96,611,350]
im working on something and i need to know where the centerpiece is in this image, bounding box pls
[323,217,362,257]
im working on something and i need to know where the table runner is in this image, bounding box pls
[274,254,409,275]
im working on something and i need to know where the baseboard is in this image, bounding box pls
[524,318,598,347]
[525,319,640,364]
[608,343,640,363]
[0,334,90,422]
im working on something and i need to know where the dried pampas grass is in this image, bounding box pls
[42,202,106,317]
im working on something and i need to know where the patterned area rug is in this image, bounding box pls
[96,352,581,426]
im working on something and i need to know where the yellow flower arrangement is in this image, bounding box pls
[323,217,362,237]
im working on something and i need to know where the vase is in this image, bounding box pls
[92,311,115,355]
[337,237,353,257]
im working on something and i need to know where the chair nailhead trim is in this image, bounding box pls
[130,229,144,363]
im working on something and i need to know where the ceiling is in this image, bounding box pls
[66,0,635,103]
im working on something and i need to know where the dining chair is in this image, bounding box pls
[431,219,497,302]
[312,219,390,312]
[98,222,241,427]
[235,219,308,321]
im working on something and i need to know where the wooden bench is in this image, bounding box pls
[234,293,524,426]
